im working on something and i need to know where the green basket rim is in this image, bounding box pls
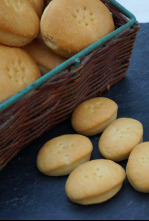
[0,0,138,114]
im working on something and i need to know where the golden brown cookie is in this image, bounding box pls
[127,142,149,193]
[71,97,118,136]
[65,159,126,205]
[0,45,41,103]
[37,134,93,176]
[0,0,40,47]
[99,118,143,162]
[41,0,115,58]
[23,35,66,75]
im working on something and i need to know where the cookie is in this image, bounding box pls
[127,142,149,193]
[37,134,93,176]
[0,0,40,47]
[99,118,143,162]
[71,97,118,136]
[41,0,115,58]
[0,45,41,103]
[65,159,126,205]
[29,0,44,17]
[23,35,66,75]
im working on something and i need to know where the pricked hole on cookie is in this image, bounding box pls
[21,75,25,81]
[84,175,89,178]
[70,143,75,147]
[65,155,72,164]
[89,105,95,110]
[76,9,79,13]
[96,102,101,105]
[121,131,125,134]
[73,14,77,18]
[22,67,26,73]
[99,175,103,179]
[62,145,68,150]
[142,156,149,161]
[11,60,15,65]
[141,157,147,164]
[85,22,89,27]
[17,59,22,65]
[14,68,19,73]
[83,6,87,11]
[6,67,10,72]
[59,143,64,146]
[91,109,96,113]
[90,12,93,16]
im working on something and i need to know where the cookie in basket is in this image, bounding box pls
[99,118,143,162]
[0,0,40,47]
[23,35,66,75]
[37,134,93,176]
[29,0,44,17]
[41,0,115,58]
[127,142,149,193]
[65,159,126,205]
[71,97,118,136]
[0,45,41,103]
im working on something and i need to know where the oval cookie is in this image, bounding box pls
[0,0,39,47]
[37,134,93,176]
[99,118,143,162]
[65,159,126,205]
[41,0,115,58]
[127,142,149,193]
[71,97,118,136]
[0,45,41,103]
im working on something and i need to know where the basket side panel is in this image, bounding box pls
[0,25,139,169]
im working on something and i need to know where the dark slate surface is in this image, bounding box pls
[0,23,149,220]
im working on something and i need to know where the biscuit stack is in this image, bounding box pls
[37,97,149,206]
[0,0,115,103]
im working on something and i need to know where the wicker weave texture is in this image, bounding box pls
[0,0,140,169]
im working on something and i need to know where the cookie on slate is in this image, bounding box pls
[71,97,118,136]
[65,159,126,205]
[37,134,93,176]
[99,118,143,162]
[127,142,149,193]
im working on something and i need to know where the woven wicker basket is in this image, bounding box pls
[0,0,140,169]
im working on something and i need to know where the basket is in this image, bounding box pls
[0,0,140,169]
